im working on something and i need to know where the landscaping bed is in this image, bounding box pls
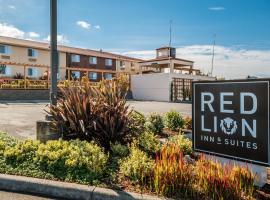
[0,77,268,199]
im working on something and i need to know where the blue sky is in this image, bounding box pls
[0,0,270,78]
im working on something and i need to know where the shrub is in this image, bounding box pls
[0,132,17,154]
[4,140,40,163]
[152,143,196,198]
[139,131,161,155]
[145,113,164,134]
[0,133,108,184]
[49,86,95,140]
[164,110,184,131]
[167,134,192,155]
[35,140,108,182]
[110,143,129,158]
[119,144,154,182]
[91,79,132,150]
[49,77,135,150]
[127,110,146,136]
[184,116,192,130]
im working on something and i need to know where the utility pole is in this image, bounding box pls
[169,20,172,47]
[50,0,58,106]
[169,20,173,73]
[210,34,216,76]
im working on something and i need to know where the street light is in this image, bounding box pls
[50,0,58,106]
[37,0,59,140]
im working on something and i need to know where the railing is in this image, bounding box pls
[0,79,98,90]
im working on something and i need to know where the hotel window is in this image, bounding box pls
[120,61,125,69]
[0,64,7,74]
[104,73,113,80]
[89,56,97,65]
[89,72,98,80]
[105,58,112,66]
[71,54,80,62]
[0,45,11,55]
[28,67,38,77]
[71,71,80,80]
[28,48,38,57]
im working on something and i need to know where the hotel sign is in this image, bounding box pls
[192,80,270,165]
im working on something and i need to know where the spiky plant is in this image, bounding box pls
[91,79,132,150]
[49,77,134,151]
[49,86,94,140]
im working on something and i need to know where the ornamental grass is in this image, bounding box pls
[195,155,255,200]
[152,143,197,198]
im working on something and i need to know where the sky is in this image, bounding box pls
[0,0,270,78]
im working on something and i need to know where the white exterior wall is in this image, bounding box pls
[131,73,216,101]
[131,73,171,101]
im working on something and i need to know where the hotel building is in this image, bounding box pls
[0,36,142,85]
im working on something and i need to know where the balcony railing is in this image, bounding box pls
[0,79,98,90]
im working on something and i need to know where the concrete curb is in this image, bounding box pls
[0,174,166,200]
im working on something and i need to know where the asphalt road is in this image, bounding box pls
[0,100,191,139]
[0,190,56,200]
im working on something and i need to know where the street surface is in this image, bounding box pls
[0,190,55,200]
[0,100,191,139]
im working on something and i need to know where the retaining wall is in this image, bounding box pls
[0,90,50,101]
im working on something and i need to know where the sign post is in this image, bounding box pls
[192,79,270,186]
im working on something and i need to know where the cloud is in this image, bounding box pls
[8,5,16,9]
[0,22,42,41]
[76,21,91,29]
[208,7,225,11]
[27,32,40,38]
[44,34,69,44]
[0,22,69,44]
[0,23,25,38]
[120,45,270,79]
[94,25,101,30]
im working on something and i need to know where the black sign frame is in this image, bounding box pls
[192,79,270,166]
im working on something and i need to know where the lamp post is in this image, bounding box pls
[37,0,59,141]
[50,0,58,106]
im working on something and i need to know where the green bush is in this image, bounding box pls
[0,132,17,147]
[4,140,40,163]
[119,144,154,182]
[167,134,192,155]
[127,110,146,136]
[0,133,108,184]
[139,131,161,155]
[0,132,17,155]
[145,113,164,134]
[35,140,108,181]
[110,143,129,158]
[164,110,184,131]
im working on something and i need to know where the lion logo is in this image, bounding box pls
[220,117,237,135]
